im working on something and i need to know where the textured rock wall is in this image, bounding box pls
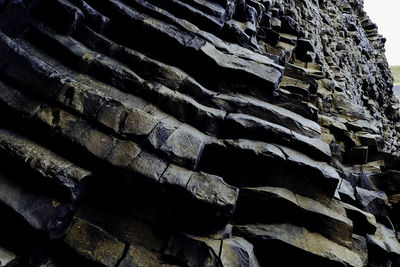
[0,0,400,266]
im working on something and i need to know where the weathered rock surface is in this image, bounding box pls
[236,186,353,248]
[234,223,363,267]
[0,0,399,266]
[64,217,126,267]
[0,247,16,267]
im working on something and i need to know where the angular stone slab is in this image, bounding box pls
[64,217,125,267]
[351,234,368,267]
[236,186,353,248]
[225,113,331,160]
[29,22,226,136]
[164,233,220,266]
[367,223,400,255]
[119,244,170,267]
[201,139,340,206]
[0,82,239,220]
[200,42,283,92]
[234,224,362,267]
[160,124,208,168]
[165,233,259,267]
[220,237,260,267]
[277,145,340,191]
[342,202,377,235]
[0,168,73,238]
[214,93,321,138]
[0,0,29,38]
[368,170,400,196]
[0,247,17,267]
[0,128,92,202]
[355,187,391,217]
[186,172,239,215]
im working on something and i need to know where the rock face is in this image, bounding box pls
[0,0,399,266]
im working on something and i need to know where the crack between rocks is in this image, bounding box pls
[216,239,224,267]
[185,172,195,189]
[184,35,200,48]
[103,137,117,158]
[337,177,344,192]
[292,192,301,208]
[123,149,142,170]
[115,243,130,267]
[386,216,395,232]
[272,144,289,161]
[328,177,343,207]
[91,98,110,121]
[146,120,163,142]
[157,163,170,183]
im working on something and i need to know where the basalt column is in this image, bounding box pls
[0,0,399,266]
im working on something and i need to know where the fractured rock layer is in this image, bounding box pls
[0,0,399,266]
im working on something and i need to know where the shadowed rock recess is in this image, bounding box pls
[0,0,400,266]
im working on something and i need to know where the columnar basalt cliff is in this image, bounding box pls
[0,0,399,266]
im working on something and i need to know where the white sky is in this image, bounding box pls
[364,0,400,66]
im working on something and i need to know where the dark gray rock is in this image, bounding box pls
[0,247,17,267]
[164,233,220,267]
[106,140,141,168]
[368,170,400,196]
[234,223,362,267]
[165,233,260,267]
[186,172,239,216]
[351,234,368,267]
[0,128,92,202]
[367,223,400,257]
[127,151,168,182]
[159,164,193,189]
[342,202,377,235]
[119,244,167,267]
[0,80,239,223]
[225,113,331,160]
[63,217,125,267]
[31,0,84,35]
[220,237,260,267]
[120,108,159,137]
[0,167,73,238]
[355,187,391,217]
[337,178,356,203]
[0,0,28,38]
[236,186,353,248]
[0,0,398,265]
[159,124,208,168]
